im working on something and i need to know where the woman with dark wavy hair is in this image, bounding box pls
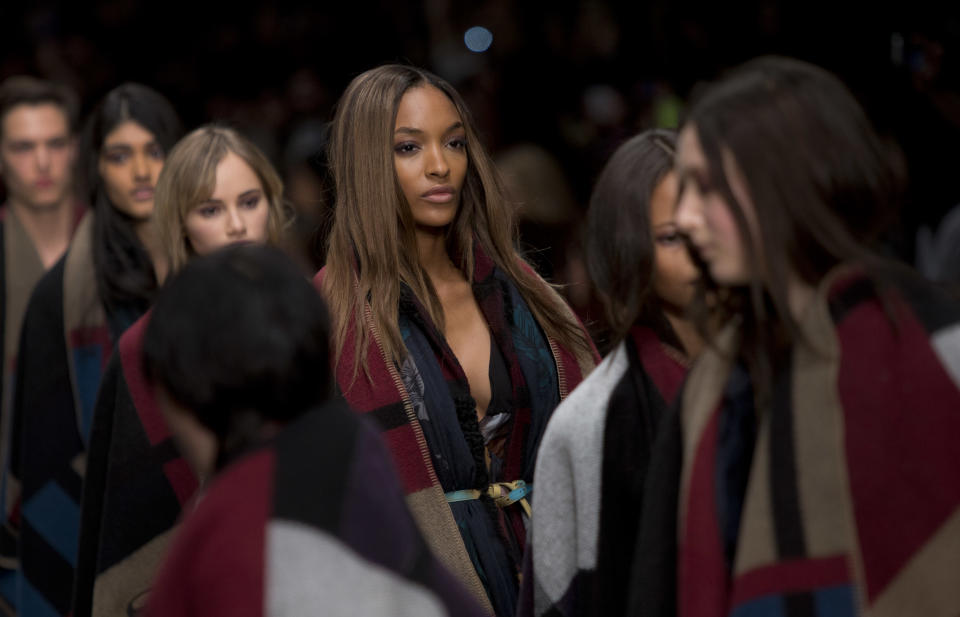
[8,83,182,616]
[317,64,598,616]
[630,56,960,617]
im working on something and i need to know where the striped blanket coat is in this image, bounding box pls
[72,313,199,617]
[519,326,688,617]
[145,396,488,617]
[632,267,960,617]
[0,207,46,615]
[0,204,86,615]
[314,248,596,614]
[6,213,119,617]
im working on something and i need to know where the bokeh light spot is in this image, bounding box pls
[464,26,493,53]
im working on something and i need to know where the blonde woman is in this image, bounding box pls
[72,126,289,617]
[316,64,599,616]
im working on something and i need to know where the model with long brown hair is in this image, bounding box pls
[316,64,597,616]
[630,56,960,617]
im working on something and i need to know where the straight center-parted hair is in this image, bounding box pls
[154,125,289,273]
[683,56,907,392]
[323,64,593,376]
[81,83,183,319]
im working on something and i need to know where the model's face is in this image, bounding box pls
[649,171,698,311]
[98,121,165,221]
[184,152,270,257]
[674,125,754,286]
[0,103,75,210]
[393,85,468,230]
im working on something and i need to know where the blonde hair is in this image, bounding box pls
[154,125,289,273]
[323,64,594,379]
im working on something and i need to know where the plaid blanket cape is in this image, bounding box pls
[630,267,960,617]
[0,204,86,615]
[145,396,488,617]
[0,208,46,615]
[4,213,117,617]
[72,313,198,617]
[519,326,687,617]
[314,247,596,615]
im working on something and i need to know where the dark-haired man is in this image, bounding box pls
[0,75,81,616]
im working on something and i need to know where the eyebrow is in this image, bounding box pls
[103,140,158,150]
[200,188,262,205]
[394,121,464,136]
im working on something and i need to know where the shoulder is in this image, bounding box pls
[153,449,274,603]
[148,450,272,616]
[190,448,275,537]
[541,342,629,446]
[118,311,152,360]
[30,255,67,304]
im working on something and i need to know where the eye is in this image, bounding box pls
[147,145,165,160]
[9,142,32,153]
[394,142,419,155]
[656,231,683,246]
[196,205,220,218]
[104,151,129,164]
[240,195,261,209]
[447,136,467,150]
[48,138,68,150]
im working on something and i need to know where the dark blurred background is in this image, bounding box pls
[2,0,958,327]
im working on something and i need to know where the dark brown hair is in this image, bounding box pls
[585,129,680,347]
[683,56,906,393]
[0,76,78,139]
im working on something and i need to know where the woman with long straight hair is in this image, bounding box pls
[520,129,704,617]
[7,83,182,616]
[317,64,598,616]
[72,125,290,617]
[631,56,960,617]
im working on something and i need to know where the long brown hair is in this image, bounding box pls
[682,56,906,397]
[323,64,593,378]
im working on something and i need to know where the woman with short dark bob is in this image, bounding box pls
[632,56,960,617]
[520,129,703,617]
[316,64,598,616]
[8,83,182,616]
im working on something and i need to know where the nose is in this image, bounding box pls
[35,144,51,171]
[226,205,247,237]
[132,151,150,182]
[674,186,701,237]
[425,143,450,178]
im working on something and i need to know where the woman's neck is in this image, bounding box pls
[416,226,458,284]
[664,309,703,359]
[134,218,169,284]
